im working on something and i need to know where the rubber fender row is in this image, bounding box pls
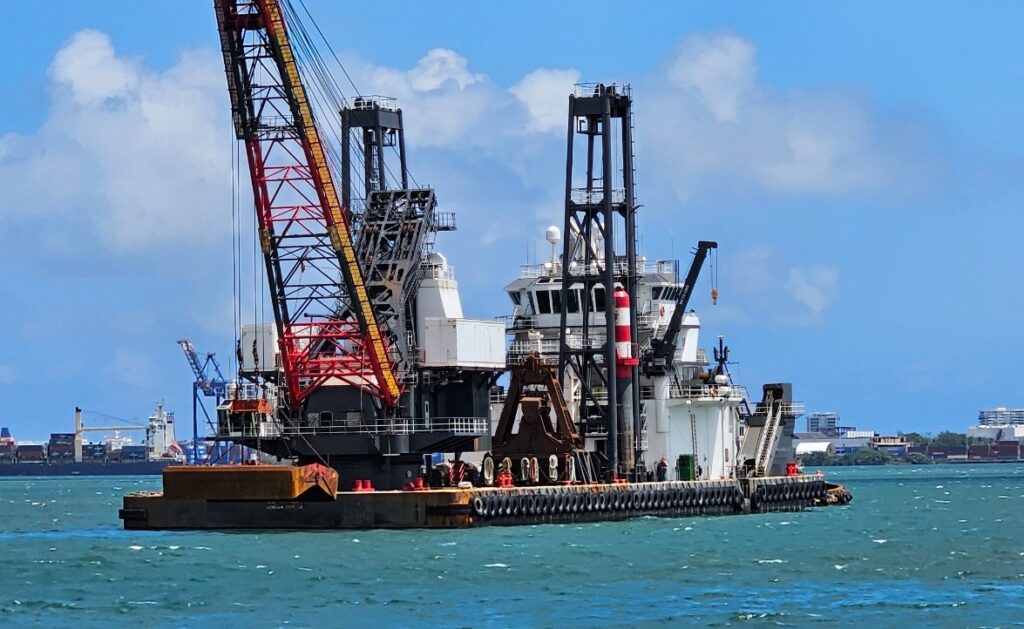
[471,482,743,519]
[754,478,827,505]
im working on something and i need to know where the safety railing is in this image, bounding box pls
[638,384,749,402]
[421,262,456,281]
[353,95,397,111]
[517,257,676,280]
[570,188,627,206]
[282,416,489,436]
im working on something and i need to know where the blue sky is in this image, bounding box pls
[1,1,1021,440]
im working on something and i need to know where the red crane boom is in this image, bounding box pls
[214,0,400,410]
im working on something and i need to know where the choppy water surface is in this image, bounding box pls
[1,464,1022,627]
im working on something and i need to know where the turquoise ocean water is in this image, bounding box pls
[1,464,1021,627]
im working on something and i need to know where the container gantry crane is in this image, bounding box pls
[177,338,227,462]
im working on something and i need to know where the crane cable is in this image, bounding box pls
[710,248,719,305]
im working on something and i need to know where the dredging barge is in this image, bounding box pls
[121,0,852,530]
[120,465,850,530]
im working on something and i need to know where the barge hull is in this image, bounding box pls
[121,475,835,530]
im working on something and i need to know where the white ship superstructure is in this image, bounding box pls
[492,228,798,481]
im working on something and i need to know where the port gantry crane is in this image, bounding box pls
[214,0,400,414]
[176,338,227,463]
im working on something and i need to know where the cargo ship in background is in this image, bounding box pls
[0,403,187,476]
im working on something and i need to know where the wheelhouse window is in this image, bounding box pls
[536,290,552,314]
[567,288,581,313]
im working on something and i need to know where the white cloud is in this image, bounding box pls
[715,249,839,326]
[50,29,138,105]
[0,30,231,254]
[510,68,581,133]
[346,48,504,150]
[785,264,839,319]
[644,33,935,198]
[408,48,483,91]
[667,34,754,122]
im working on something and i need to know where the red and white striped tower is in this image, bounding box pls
[613,287,635,377]
[613,286,638,473]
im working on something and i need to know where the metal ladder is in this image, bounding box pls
[754,391,782,476]
[689,410,698,479]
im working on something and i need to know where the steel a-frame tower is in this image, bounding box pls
[557,83,641,480]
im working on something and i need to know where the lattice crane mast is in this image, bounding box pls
[214,0,401,413]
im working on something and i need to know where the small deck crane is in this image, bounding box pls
[643,240,718,375]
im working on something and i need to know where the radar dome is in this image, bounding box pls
[545,226,561,245]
